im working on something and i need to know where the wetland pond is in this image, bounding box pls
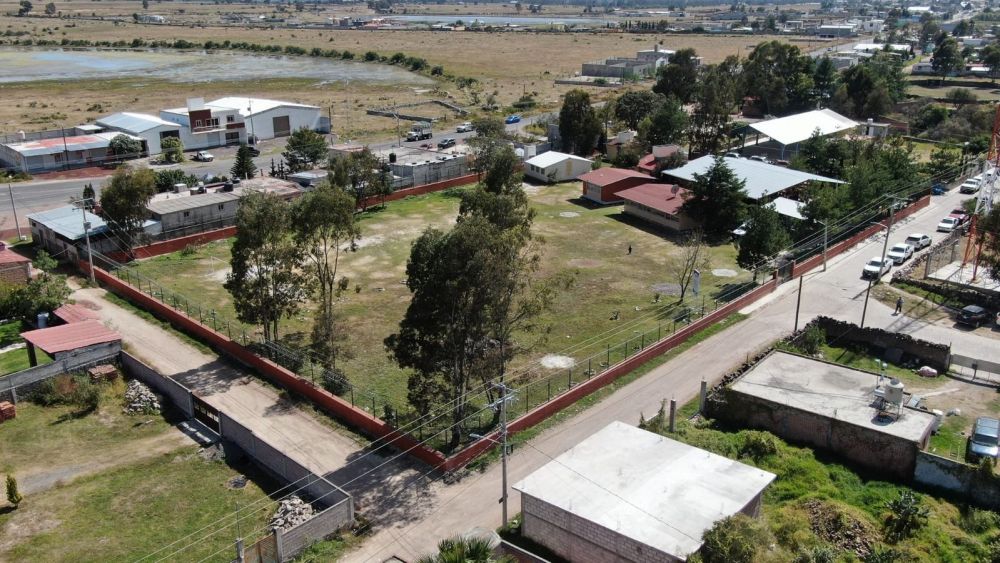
[0,46,436,85]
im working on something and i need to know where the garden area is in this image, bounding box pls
[0,373,280,562]
[117,182,753,445]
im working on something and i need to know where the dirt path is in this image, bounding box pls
[71,285,364,479]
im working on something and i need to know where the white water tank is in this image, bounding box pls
[884,378,905,406]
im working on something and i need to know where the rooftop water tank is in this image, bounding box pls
[884,378,905,406]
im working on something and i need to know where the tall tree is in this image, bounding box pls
[813,56,838,104]
[231,143,258,179]
[665,232,709,301]
[932,37,964,84]
[109,134,142,159]
[558,89,601,156]
[689,56,742,156]
[681,156,748,240]
[225,191,305,342]
[737,204,790,277]
[983,44,1000,83]
[81,183,95,208]
[99,165,156,255]
[613,90,663,130]
[329,147,390,211]
[653,48,699,104]
[283,127,328,172]
[292,183,359,371]
[160,136,184,163]
[637,96,688,149]
[44,2,55,15]
[742,40,815,116]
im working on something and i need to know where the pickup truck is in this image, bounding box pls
[456,122,474,133]
[193,151,214,162]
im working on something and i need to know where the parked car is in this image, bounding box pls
[957,304,991,327]
[724,151,742,158]
[959,179,980,194]
[968,417,1000,461]
[886,243,914,265]
[904,233,932,250]
[193,151,214,162]
[437,138,457,149]
[504,114,521,124]
[937,216,961,232]
[861,256,892,280]
[931,182,947,195]
[748,155,771,164]
[456,122,474,133]
[950,208,969,224]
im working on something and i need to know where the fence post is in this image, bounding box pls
[658,324,661,340]
[641,334,644,350]
[547,379,551,400]
[350,387,355,406]
[568,369,572,389]
[606,344,610,367]
[588,358,592,378]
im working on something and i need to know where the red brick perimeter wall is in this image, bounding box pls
[359,173,479,209]
[88,263,449,468]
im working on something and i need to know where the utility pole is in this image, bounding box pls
[61,126,69,171]
[246,100,256,146]
[497,381,510,526]
[860,279,873,328]
[794,275,803,332]
[819,220,828,272]
[7,184,22,241]
[72,197,96,284]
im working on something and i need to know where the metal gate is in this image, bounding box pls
[192,395,220,435]
[272,115,291,137]
[243,533,279,563]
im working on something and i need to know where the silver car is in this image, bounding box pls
[970,417,1000,461]
[886,243,914,265]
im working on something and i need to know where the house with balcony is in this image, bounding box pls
[159,97,325,150]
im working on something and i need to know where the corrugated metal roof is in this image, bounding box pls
[147,192,240,215]
[0,249,31,265]
[163,97,319,117]
[27,206,108,241]
[97,112,180,133]
[578,167,650,186]
[53,303,101,324]
[525,151,592,169]
[617,183,689,215]
[4,132,142,158]
[748,109,857,146]
[771,196,806,220]
[21,320,120,354]
[662,156,844,200]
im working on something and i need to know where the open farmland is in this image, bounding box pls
[125,182,751,421]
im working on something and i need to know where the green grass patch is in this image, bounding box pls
[0,321,23,347]
[929,413,970,461]
[0,346,50,376]
[642,416,999,562]
[817,343,947,388]
[292,532,365,562]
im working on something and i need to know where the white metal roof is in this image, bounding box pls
[749,109,858,146]
[164,97,320,118]
[662,156,844,200]
[853,43,911,53]
[4,131,142,158]
[524,151,592,169]
[27,205,108,240]
[513,421,775,560]
[97,112,179,133]
[772,196,806,220]
[147,192,240,215]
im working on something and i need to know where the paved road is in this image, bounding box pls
[342,183,1000,562]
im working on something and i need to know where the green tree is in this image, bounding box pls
[924,147,961,182]
[109,134,142,159]
[33,249,57,273]
[6,474,22,508]
[983,44,1000,83]
[947,87,977,106]
[681,156,748,240]
[153,169,197,193]
[637,96,688,149]
[415,535,514,563]
[17,0,32,16]
[0,273,70,323]
[231,143,258,180]
[292,183,359,372]
[81,183,95,207]
[558,89,601,156]
[700,513,772,563]
[737,204,790,276]
[690,56,742,156]
[328,147,390,211]
[653,48,700,104]
[920,19,941,46]
[743,40,815,116]
[225,191,306,342]
[932,37,964,83]
[613,90,663,130]
[160,136,184,163]
[44,1,55,15]
[813,56,839,104]
[99,165,156,255]
[282,128,328,172]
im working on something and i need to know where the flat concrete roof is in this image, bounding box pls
[731,352,937,443]
[513,421,775,560]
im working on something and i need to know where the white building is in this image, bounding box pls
[523,151,593,183]
[0,131,144,173]
[159,97,323,150]
[96,112,182,156]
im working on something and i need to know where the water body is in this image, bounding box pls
[386,14,615,25]
[0,47,435,85]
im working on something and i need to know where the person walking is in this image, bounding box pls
[627,244,632,255]
[894,296,904,315]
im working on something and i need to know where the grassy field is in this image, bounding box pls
[0,379,279,562]
[906,76,1000,102]
[127,182,751,412]
[0,8,845,135]
[0,320,50,375]
[640,414,1000,562]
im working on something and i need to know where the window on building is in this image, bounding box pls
[226,115,235,123]
[195,120,203,128]
[218,204,225,211]
[183,211,190,218]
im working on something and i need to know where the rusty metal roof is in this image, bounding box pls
[21,320,120,354]
[53,303,101,324]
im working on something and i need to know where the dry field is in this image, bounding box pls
[0,7,845,136]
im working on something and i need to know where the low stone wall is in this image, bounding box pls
[811,316,951,372]
[913,452,1000,510]
[0,342,121,402]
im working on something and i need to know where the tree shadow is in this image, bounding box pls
[51,405,97,425]
[171,360,243,397]
[0,506,16,516]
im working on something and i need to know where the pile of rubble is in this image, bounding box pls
[268,496,315,532]
[123,380,161,415]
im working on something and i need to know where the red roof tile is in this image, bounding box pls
[577,167,650,187]
[617,183,690,215]
[21,320,120,355]
[0,249,31,265]
[54,303,101,324]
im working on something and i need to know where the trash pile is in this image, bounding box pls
[269,496,315,532]
[123,380,161,414]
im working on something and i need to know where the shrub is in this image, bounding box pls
[33,374,101,410]
[959,507,999,534]
[321,367,349,396]
[739,430,780,461]
[798,324,826,356]
[6,474,22,508]
[792,545,837,563]
[883,490,929,542]
[701,514,772,563]
[863,546,901,563]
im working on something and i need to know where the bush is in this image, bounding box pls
[739,430,780,461]
[959,507,999,534]
[321,367,349,396]
[33,374,101,410]
[883,490,929,542]
[6,474,22,508]
[701,513,772,563]
[797,324,826,356]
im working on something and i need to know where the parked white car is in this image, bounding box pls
[193,151,214,162]
[904,233,932,250]
[887,243,914,265]
[456,121,474,133]
[937,216,961,233]
[862,256,892,280]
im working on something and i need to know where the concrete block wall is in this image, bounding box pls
[120,352,194,417]
[913,452,1000,511]
[812,316,951,371]
[278,499,354,559]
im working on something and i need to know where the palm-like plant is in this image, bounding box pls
[416,535,514,563]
